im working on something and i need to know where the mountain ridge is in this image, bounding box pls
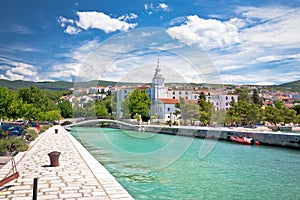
[0,79,299,92]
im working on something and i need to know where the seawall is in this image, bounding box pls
[115,123,300,149]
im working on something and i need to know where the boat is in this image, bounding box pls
[230,136,260,145]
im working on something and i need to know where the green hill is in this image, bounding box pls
[1,79,299,92]
[266,80,300,93]
[0,79,119,90]
[0,79,73,90]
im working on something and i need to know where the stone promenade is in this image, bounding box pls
[0,125,133,200]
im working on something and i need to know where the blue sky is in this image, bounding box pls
[0,0,299,85]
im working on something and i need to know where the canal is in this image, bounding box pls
[71,127,300,200]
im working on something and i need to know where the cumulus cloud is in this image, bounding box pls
[64,25,81,35]
[58,11,137,34]
[58,16,75,27]
[118,13,138,21]
[158,3,170,12]
[166,6,300,84]
[144,2,170,14]
[166,15,241,49]
[0,58,39,81]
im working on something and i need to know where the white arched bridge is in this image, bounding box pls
[63,119,138,129]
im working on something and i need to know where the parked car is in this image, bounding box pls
[7,126,25,137]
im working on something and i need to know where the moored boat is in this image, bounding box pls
[230,136,260,145]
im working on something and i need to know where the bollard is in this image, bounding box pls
[33,178,38,200]
[48,151,61,167]
[54,129,58,134]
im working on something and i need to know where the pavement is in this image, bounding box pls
[0,125,133,200]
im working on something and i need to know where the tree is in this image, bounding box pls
[233,88,252,102]
[252,89,261,105]
[281,107,297,125]
[20,103,41,121]
[211,109,226,126]
[0,87,15,120]
[95,101,109,117]
[59,101,73,118]
[264,106,282,126]
[121,97,131,119]
[18,86,51,112]
[293,105,300,115]
[274,100,284,109]
[198,93,213,126]
[7,99,24,120]
[40,110,61,122]
[226,100,260,126]
[125,88,150,119]
[180,97,200,125]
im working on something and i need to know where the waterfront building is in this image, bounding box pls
[206,94,238,110]
[116,59,238,121]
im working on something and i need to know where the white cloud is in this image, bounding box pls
[76,11,137,33]
[118,13,138,21]
[158,3,170,12]
[10,62,37,77]
[0,59,39,81]
[254,54,300,63]
[58,11,137,34]
[58,16,74,27]
[166,15,241,49]
[166,6,300,84]
[235,6,288,20]
[64,25,81,35]
[5,70,24,80]
[144,2,170,14]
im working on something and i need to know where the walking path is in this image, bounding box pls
[0,125,133,200]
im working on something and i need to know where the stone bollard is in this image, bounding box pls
[54,129,58,134]
[48,151,61,167]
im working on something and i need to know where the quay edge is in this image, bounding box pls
[112,123,300,149]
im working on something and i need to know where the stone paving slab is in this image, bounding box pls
[0,125,133,200]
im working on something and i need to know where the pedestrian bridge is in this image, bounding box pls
[63,119,137,129]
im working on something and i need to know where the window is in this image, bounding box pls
[226,102,229,106]
[125,90,127,94]
[186,91,188,95]
[167,108,170,111]
[185,97,188,99]
[173,97,175,99]
[179,91,181,95]
[173,91,175,95]
[231,96,234,101]
[226,96,228,100]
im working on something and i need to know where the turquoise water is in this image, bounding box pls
[71,127,300,200]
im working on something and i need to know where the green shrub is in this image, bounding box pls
[0,129,8,139]
[25,128,38,141]
[61,121,72,126]
[40,125,52,133]
[0,138,29,153]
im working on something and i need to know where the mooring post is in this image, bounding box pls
[33,178,38,200]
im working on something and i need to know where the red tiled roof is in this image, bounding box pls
[285,103,294,108]
[263,101,271,105]
[159,98,180,104]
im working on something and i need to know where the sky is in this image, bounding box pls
[0,0,299,85]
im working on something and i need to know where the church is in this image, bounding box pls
[116,59,238,122]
